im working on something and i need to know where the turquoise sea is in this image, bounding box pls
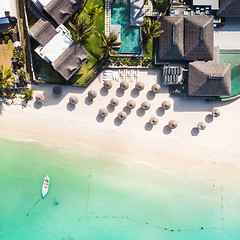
[0,137,240,240]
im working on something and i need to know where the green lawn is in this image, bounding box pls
[143,38,153,60]
[0,40,14,70]
[67,0,105,86]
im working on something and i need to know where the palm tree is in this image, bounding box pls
[69,16,95,44]
[142,18,164,43]
[98,31,122,60]
[0,65,14,95]
[84,3,103,21]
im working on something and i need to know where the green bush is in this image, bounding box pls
[12,46,25,67]
[16,68,26,81]
[22,89,33,101]
[142,58,151,67]
[4,35,9,44]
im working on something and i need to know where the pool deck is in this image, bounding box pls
[214,18,240,49]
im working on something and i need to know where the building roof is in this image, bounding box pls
[188,61,231,96]
[44,0,84,25]
[52,41,90,80]
[29,18,57,46]
[157,17,184,61]
[155,16,213,63]
[0,0,11,18]
[184,16,213,61]
[217,0,240,17]
[193,0,219,10]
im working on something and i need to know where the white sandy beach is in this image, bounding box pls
[0,68,240,180]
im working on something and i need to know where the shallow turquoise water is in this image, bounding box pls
[111,2,141,53]
[220,51,240,97]
[0,138,240,239]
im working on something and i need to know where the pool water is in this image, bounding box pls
[111,2,141,53]
[220,51,240,98]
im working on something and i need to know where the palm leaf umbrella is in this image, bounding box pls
[127,100,136,109]
[88,89,97,99]
[69,96,79,105]
[161,100,171,110]
[110,98,119,107]
[35,94,45,102]
[118,111,127,121]
[197,121,206,130]
[149,116,158,125]
[211,108,220,117]
[168,120,178,129]
[141,101,151,110]
[103,80,113,89]
[120,81,129,90]
[135,81,145,91]
[53,85,62,95]
[151,84,161,93]
[99,108,108,117]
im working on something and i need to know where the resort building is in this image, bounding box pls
[155,16,214,63]
[31,0,83,25]
[0,0,17,33]
[217,0,240,17]
[188,61,231,97]
[28,0,90,80]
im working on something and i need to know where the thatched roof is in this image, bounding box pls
[69,96,79,105]
[88,89,97,99]
[110,98,119,106]
[156,17,184,61]
[118,111,127,120]
[99,108,108,117]
[35,94,45,102]
[44,0,84,25]
[217,0,240,17]
[52,41,90,80]
[161,100,171,110]
[135,82,145,91]
[29,18,57,46]
[53,85,62,95]
[211,107,220,117]
[188,62,231,97]
[127,100,136,109]
[168,120,178,129]
[156,16,213,62]
[197,121,206,130]
[152,84,161,93]
[120,81,129,90]
[184,16,213,61]
[104,80,113,89]
[141,101,151,110]
[149,116,158,125]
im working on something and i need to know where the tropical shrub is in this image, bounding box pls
[12,46,25,67]
[22,89,33,101]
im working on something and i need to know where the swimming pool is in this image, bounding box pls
[111,1,141,54]
[220,50,240,98]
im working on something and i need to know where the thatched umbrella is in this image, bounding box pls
[118,111,127,121]
[149,116,158,125]
[161,100,171,110]
[127,100,136,109]
[151,84,161,93]
[141,101,151,110]
[35,94,45,102]
[120,81,129,90]
[110,98,119,107]
[53,85,62,95]
[88,89,97,99]
[99,108,108,117]
[197,121,206,130]
[103,80,113,89]
[135,81,145,91]
[168,120,178,129]
[69,96,79,105]
[211,108,220,117]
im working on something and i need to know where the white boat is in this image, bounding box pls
[42,175,49,198]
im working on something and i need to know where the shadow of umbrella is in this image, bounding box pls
[191,127,200,136]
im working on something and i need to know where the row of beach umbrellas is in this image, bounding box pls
[103,80,161,93]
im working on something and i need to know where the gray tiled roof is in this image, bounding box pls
[155,16,213,63]
[217,0,240,17]
[29,18,57,46]
[188,61,231,97]
[44,0,84,25]
[52,41,90,80]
